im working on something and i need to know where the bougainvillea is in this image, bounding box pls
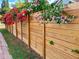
[21,10,27,15]
[3,13,14,25]
[17,10,28,22]
[11,7,19,14]
[10,7,19,21]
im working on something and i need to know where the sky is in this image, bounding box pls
[48,0,69,4]
[0,0,74,8]
[0,0,24,8]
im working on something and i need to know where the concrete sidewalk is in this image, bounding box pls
[0,32,12,59]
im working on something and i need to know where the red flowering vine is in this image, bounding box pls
[10,8,19,21]
[11,7,19,14]
[21,10,27,15]
[17,10,28,22]
[3,13,14,25]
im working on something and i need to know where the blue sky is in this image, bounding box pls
[9,0,16,2]
[0,0,17,8]
[0,0,73,8]
[48,0,70,4]
[0,0,16,3]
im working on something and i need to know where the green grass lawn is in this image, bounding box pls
[0,29,41,59]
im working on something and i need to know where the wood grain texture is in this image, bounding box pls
[12,14,79,59]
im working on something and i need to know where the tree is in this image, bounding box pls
[1,0,9,14]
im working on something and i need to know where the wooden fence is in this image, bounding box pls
[7,14,79,59]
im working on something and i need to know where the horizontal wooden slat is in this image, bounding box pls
[11,16,79,59]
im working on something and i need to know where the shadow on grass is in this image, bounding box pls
[0,29,42,59]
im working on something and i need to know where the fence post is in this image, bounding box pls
[6,25,8,30]
[11,24,13,34]
[8,25,10,31]
[28,14,31,48]
[15,19,18,38]
[5,24,8,30]
[21,21,23,40]
[10,25,11,33]
[43,23,46,59]
[27,14,31,58]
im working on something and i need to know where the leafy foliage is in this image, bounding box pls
[31,0,46,12]
[72,49,79,54]
[1,7,10,14]
[49,40,54,45]
[2,0,76,24]
[41,0,64,24]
